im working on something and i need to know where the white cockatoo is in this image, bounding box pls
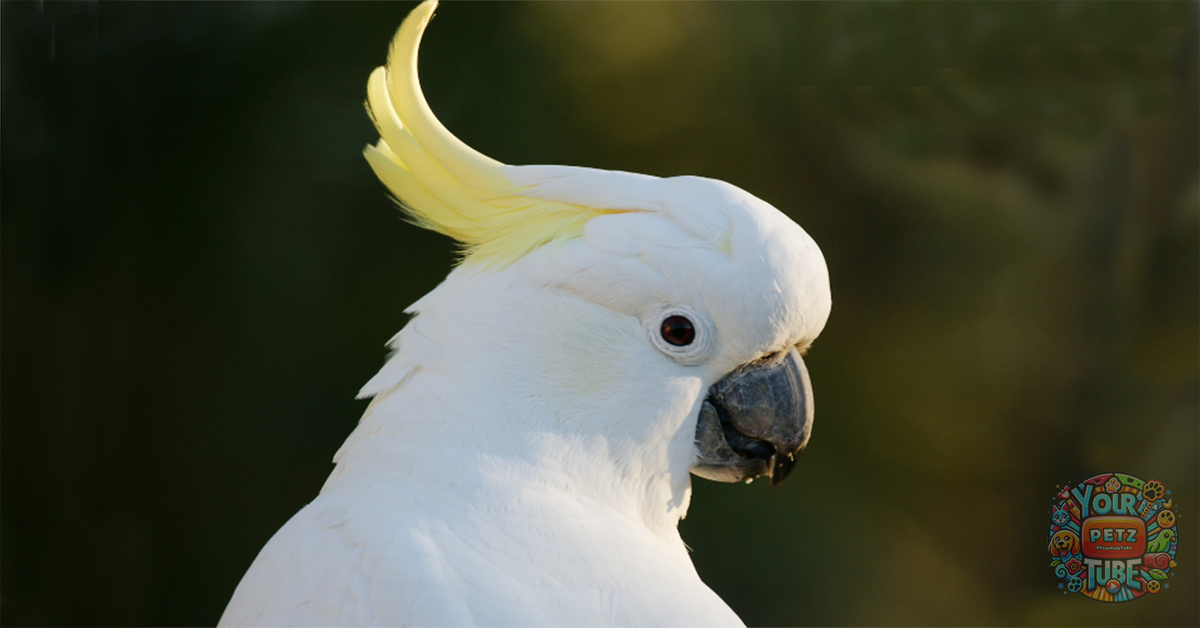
[220,1,830,626]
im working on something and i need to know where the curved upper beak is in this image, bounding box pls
[691,347,813,485]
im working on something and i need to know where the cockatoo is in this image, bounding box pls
[220,2,830,626]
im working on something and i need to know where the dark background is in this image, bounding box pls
[3,1,1197,626]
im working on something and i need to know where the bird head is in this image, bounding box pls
[356,0,830,526]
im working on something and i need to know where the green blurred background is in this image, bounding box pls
[3,1,1197,626]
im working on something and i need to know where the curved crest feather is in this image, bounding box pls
[364,0,617,265]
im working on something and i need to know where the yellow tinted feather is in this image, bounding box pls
[364,0,617,265]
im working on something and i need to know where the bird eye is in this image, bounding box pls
[660,315,695,346]
[648,307,710,364]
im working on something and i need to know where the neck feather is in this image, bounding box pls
[326,265,699,536]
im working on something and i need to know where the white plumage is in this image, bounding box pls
[221,2,830,626]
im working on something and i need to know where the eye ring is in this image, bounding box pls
[660,315,695,346]
[648,306,712,365]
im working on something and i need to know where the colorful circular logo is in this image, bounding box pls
[1049,473,1179,602]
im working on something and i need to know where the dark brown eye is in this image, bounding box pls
[660,315,695,346]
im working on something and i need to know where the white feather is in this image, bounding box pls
[221,175,829,625]
[221,1,830,624]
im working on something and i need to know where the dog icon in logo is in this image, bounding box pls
[1049,529,1080,558]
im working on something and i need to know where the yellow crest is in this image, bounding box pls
[365,0,613,266]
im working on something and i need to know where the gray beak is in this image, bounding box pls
[691,347,813,485]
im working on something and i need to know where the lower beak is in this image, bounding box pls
[690,347,813,485]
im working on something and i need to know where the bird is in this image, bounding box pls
[1146,528,1176,553]
[219,1,831,626]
